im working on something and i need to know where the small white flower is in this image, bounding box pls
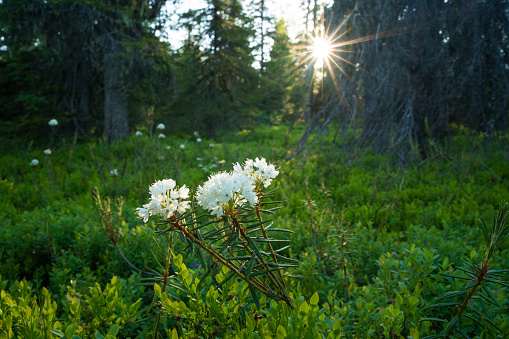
[219,160,225,165]
[193,131,199,137]
[180,144,185,150]
[110,169,119,177]
[209,143,215,148]
[135,131,143,136]
[30,159,39,166]
[137,178,191,222]
[158,133,166,139]
[44,149,51,155]
[196,138,202,143]
[196,157,203,161]
[156,123,165,130]
[48,119,58,126]
[166,146,171,150]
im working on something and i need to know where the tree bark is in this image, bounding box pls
[104,37,129,143]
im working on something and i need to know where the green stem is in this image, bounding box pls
[444,257,489,338]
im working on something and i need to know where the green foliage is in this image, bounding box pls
[0,276,141,338]
[0,126,508,337]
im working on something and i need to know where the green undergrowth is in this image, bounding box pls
[0,124,508,338]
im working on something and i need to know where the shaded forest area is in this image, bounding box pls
[1,0,507,154]
[1,1,509,338]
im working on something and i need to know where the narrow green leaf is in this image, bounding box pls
[266,290,282,299]
[439,272,471,280]
[268,262,299,268]
[203,225,231,239]
[485,279,509,288]
[246,253,257,278]
[486,269,509,274]
[444,316,459,335]
[423,302,458,310]
[275,253,299,264]
[468,300,502,333]
[250,267,281,276]
[419,318,448,323]
[218,272,236,287]
[460,259,481,271]
[436,291,467,301]
[249,286,261,309]
[479,218,489,247]
[464,280,479,289]
[267,228,294,233]
[195,247,207,270]
[275,245,291,253]
[227,256,253,260]
[255,238,290,243]
[245,236,264,261]
[422,335,446,339]
[479,285,504,309]
[454,327,472,339]
[260,200,284,205]
[244,219,273,229]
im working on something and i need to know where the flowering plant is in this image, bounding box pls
[137,157,294,308]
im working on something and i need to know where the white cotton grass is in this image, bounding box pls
[137,178,191,223]
[135,131,143,136]
[196,170,258,218]
[180,144,185,150]
[233,157,279,188]
[156,123,165,130]
[48,119,58,126]
[30,159,39,166]
[158,133,166,139]
[44,149,51,155]
[196,138,202,143]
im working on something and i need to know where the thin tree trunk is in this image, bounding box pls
[104,37,129,143]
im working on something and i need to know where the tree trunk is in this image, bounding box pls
[104,37,129,143]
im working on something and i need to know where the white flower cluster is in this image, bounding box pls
[135,131,143,136]
[137,179,190,222]
[157,123,165,130]
[44,149,51,155]
[233,157,279,188]
[48,119,58,126]
[30,159,39,166]
[110,169,119,177]
[137,158,278,221]
[196,171,258,218]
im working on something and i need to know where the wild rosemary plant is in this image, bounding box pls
[137,158,295,309]
[423,202,509,338]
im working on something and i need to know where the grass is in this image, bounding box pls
[0,123,508,338]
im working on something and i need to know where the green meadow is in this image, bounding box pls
[1,125,508,338]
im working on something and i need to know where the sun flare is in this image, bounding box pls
[313,37,332,65]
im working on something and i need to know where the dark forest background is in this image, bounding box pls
[0,0,508,153]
